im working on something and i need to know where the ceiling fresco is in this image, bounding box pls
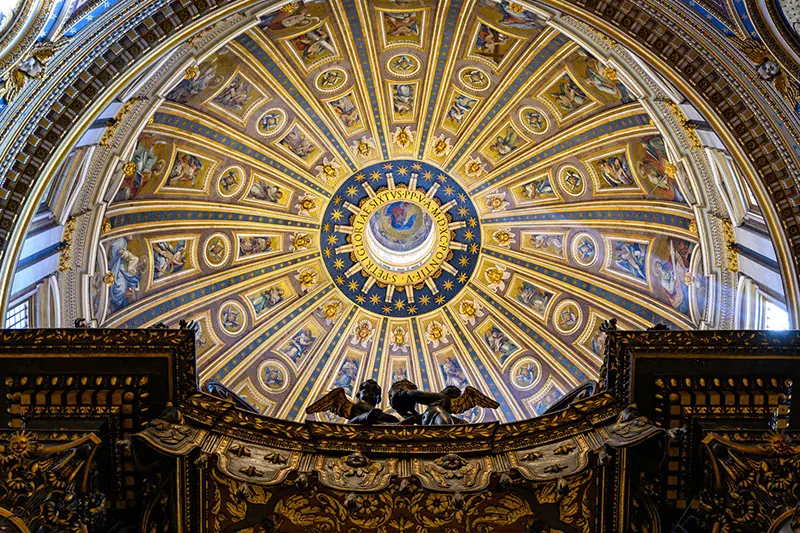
[93,0,712,422]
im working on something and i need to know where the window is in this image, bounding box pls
[764,300,790,330]
[5,300,29,329]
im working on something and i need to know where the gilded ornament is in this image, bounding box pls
[424,320,448,347]
[99,97,145,147]
[553,443,576,455]
[101,218,112,233]
[491,229,515,248]
[103,270,115,286]
[240,465,263,477]
[319,299,342,324]
[664,161,677,178]
[352,136,376,160]
[713,214,739,272]
[733,37,800,106]
[6,431,37,457]
[521,451,543,461]
[122,161,136,177]
[57,215,78,272]
[295,267,319,290]
[431,134,452,157]
[315,157,341,181]
[484,264,510,292]
[457,299,484,325]
[542,463,567,474]
[229,444,251,457]
[0,38,70,103]
[603,66,618,82]
[662,100,703,149]
[485,190,509,212]
[390,326,409,351]
[264,452,288,464]
[428,454,481,488]
[295,193,317,216]
[290,232,312,251]
[326,451,385,487]
[392,126,414,149]
[464,157,485,179]
[184,65,199,79]
[351,319,375,348]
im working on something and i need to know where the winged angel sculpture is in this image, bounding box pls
[733,37,800,105]
[0,39,69,103]
[306,378,500,426]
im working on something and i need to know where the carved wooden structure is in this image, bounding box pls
[0,326,797,531]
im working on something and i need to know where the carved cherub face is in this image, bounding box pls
[436,453,464,470]
[357,379,381,407]
[345,452,369,468]
[757,59,780,81]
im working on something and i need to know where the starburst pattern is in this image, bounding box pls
[79,0,720,427]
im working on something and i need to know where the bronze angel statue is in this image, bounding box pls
[306,379,399,425]
[389,380,500,425]
[307,379,501,426]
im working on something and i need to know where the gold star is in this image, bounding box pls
[438,174,447,183]
[327,234,338,245]
[331,209,343,221]
[397,166,408,175]
[348,280,359,291]
[464,229,474,241]
[423,171,433,181]
[383,163,393,170]
[382,305,392,313]
[356,294,366,304]
[370,294,381,305]
[333,258,344,269]
[419,294,430,305]
[346,185,358,197]
[457,206,469,217]
[435,295,445,304]
[394,298,405,309]
[324,247,332,258]
[335,275,345,285]
[443,280,454,291]
[470,243,479,254]
[323,222,331,232]
[458,256,469,267]
[444,185,455,196]
[354,173,365,182]
[333,196,342,205]
[457,273,468,283]
[458,192,466,203]
[370,171,381,181]
[412,163,422,170]
[468,217,477,228]
[407,305,417,314]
